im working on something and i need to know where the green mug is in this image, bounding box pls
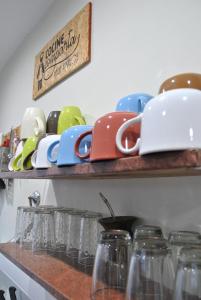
[57,106,86,134]
[12,136,39,171]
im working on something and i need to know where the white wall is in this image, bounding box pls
[0,0,201,242]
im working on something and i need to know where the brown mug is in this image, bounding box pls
[159,73,201,93]
[46,111,61,134]
[75,112,140,161]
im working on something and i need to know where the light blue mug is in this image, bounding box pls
[47,125,93,166]
[116,93,153,113]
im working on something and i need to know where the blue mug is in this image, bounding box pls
[47,125,93,166]
[116,93,153,113]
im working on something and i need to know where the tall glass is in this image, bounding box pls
[126,239,174,300]
[65,210,87,263]
[134,225,164,240]
[54,208,74,252]
[32,209,55,253]
[168,230,201,272]
[15,206,28,243]
[78,212,103,271]
[91,230,131,300]
[173,246,201,300]
[20,207,39,249]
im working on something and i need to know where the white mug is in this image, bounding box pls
[116,88,201,155]
[31,135,61,169]
[20,107,46,139]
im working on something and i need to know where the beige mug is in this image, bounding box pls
[20,107,46,140]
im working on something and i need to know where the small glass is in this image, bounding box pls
[173,246,201,300]
[168,230,201,271]
[126,239,174,300]
[32,209,55,253]
[91,230,131,300]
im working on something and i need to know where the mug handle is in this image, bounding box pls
[34,117,45,137]
[23,152,34,170]
[12,153,22,171]
[75,130,92,159]
[116,113,142,154]
[31,150,38,168]
[47,140,60,163]
[74,116,86,125]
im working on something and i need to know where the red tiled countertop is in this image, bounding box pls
[0,243,92,300]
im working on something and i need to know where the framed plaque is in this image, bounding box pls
[33,3,92,100]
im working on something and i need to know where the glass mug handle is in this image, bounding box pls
[47,140,60,163]
[75,130,92,159]
[74,116,86,125]
[116,113,142,154]
[34,117,45,136]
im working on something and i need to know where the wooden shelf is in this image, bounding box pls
[0,243,92,300]
[1,150,201,180]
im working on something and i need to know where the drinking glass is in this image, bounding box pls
[134,225,164,240]
[54,208,74,252]
[78,212,103,270]
[168,230,201,272]
[126,239,174,300]
[20,207,39,249]
[173,246,201,300]
[65,210,87,262]
[91,230,131,300]
[32,209,55,253]
[15,206,28,243]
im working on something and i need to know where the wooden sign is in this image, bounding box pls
[33,3,92,100]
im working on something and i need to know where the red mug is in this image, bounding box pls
[75,112,140,161]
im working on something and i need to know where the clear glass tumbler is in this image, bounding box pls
[134,225,164,241]
[54,207,74,252]
[168,230,201,272]
[65,210,87,262]
[173,246,201,300]
[20,207,38,249]
[15,206,28,243]
[78,212,103,269]
[32,209,55,253]
[126,239,174,300]
[91,230,131,300]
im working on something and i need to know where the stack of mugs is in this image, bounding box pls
[8,72,201,171]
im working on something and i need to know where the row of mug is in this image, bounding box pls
[9,87,201,170]
[20,106,86,140]
[19,72,201,141]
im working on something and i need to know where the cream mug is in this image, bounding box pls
[116,88,201,155]
[20,107,46,140]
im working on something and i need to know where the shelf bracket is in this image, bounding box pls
[0,179,6,189]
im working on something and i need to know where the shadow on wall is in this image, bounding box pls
[49,176,201,237]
